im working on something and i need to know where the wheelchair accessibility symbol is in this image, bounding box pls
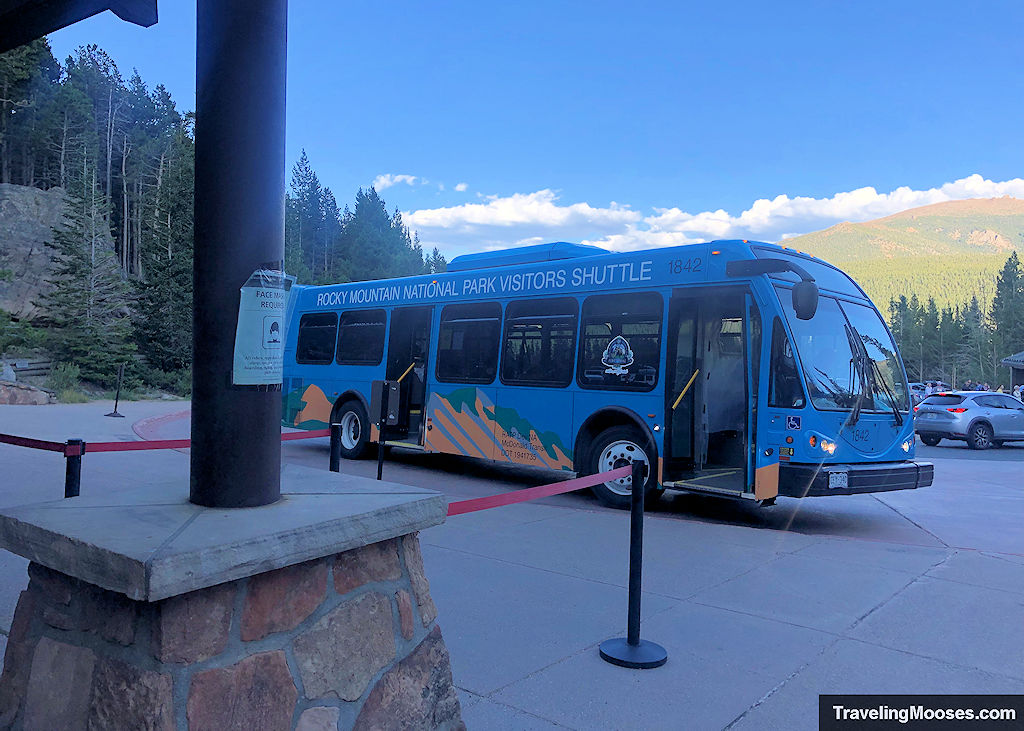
[785,416,801,431]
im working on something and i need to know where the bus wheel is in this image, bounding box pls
[335,401,370,459]
[919,434,942,447]
[589,426,656,509]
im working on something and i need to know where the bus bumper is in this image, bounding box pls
[778,461,934,498]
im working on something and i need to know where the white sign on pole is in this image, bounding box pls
[232,268,290,386]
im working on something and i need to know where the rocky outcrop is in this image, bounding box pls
[0,183,66,319]
[0,381,52,404]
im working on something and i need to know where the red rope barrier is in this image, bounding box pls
[446,465,632,516]
[281,428,330,441]
[6,424,632,514]
[1,428,332,454]
[85,439,192,453]
[0,433,66,453]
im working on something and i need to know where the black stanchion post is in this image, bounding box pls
[599,458,667,669]
[376,393,387,481]
[329,423,341,473]
[64,439,85,498]
[105,363,126,418]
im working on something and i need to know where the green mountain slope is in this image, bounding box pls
[783,197,1024,309]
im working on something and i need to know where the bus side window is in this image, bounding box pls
[336,309,386,365]
[769,317,805,408]
[436,302,501,383]
[296,312,339,364]
[500,298,578,387]
[577,292,662,391]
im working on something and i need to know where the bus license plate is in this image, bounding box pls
[828,471,849,489]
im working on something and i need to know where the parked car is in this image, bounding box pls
[914,391,1024,449]
[909,382,926,404]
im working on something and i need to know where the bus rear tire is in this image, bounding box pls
[334,401,370,459]
[588,426,658,509]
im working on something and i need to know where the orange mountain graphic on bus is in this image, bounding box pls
[289,383,332,429]
[426,388,573,471]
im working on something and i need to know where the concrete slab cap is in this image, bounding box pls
[0,464,446,601]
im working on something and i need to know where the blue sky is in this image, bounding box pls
[49,1,1024,258]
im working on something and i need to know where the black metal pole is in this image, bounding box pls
[190,0,287,507]
[627,458,644,646]
[329,423,341,473]
[64,439,84,498]
[376,394,387,481]
[105,363,125,418]
[599,458,667,669]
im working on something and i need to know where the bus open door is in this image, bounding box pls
[664,288,759,499]
[384,305,433,445]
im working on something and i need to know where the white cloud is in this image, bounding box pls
[372,173,419,190]
[590,174,1024,251]
[404,175,1024,259]
[406,189,640,230]
[454,182,468,192]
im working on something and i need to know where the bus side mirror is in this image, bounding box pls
[792,281,818,320]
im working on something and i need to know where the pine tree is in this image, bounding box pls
[133,122,194,372]
[0,38,59,185]
[40,153,134,386]
[289,149,324,277]
[921,298,940,380]
[937,305,963,385]
[990,252,1024,386]
[426,246,447,273]
[958,297,991,384]
[40,80,94,188]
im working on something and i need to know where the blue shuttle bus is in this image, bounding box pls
[282,240,933,508]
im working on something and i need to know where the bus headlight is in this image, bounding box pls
[901,439,913,452]
[820,439,836,455]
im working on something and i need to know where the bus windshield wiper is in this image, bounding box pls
[846,324,903,427]
[843,324,870,427]
[812,367,851,406]
[869,357,904,426]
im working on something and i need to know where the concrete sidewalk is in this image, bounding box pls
[2,400,1023,729]
[424,501,1024,729]
[0,400,191,655]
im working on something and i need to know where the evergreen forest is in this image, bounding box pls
[1,40,1022,397]
[0,40,444,394]
[888,252,1024,389]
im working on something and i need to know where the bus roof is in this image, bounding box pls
[292,239,868,311]
[447,241,609,272]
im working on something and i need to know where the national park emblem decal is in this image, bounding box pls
[602,335,634,375]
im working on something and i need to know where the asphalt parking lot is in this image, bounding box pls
[1,401,1022,729]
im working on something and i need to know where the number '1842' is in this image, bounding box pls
[669,258,702,274]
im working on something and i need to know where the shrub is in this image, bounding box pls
[137,365,192,397]
[57,388,89,404]
[47,362,82,393]
[0,311,49,354]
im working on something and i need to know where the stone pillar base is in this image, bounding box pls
[0,534,463,730]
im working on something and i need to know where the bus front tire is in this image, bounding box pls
[919,434,942,447]
[588,426,657,509]
[334,401,370,459]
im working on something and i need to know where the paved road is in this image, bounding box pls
[2,401,1022,728]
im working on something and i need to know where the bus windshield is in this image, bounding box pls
[777,288,910,414]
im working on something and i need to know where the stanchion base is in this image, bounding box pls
[599,638,667,669]
[104,412,125,418]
